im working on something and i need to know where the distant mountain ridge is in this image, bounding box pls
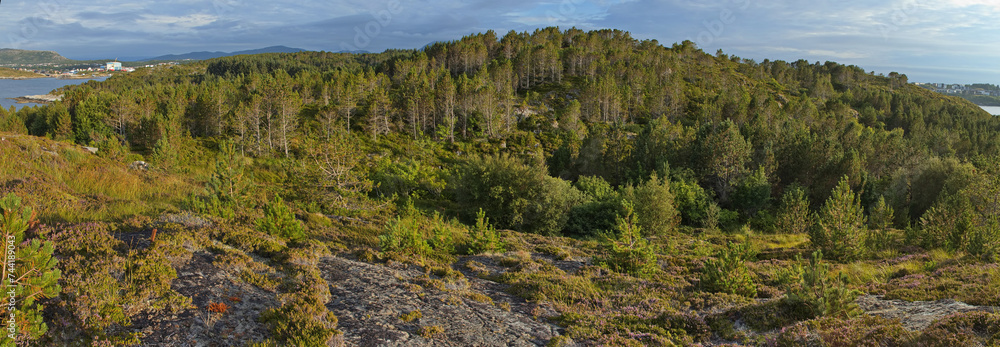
[0,49,75,65]
[141,46,307,61]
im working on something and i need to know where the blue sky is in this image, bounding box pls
[1,0,997,83]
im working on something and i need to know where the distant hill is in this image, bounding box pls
[0,49,75,65]
[142,46,307,61]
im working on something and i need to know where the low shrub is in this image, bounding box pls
[701,242,757,298]
[595,201,658,278]
[257,196,306,241]
[379,217,431,256]
[783,250,860,319]
[467,209,506,255]
[918,311,1000,346]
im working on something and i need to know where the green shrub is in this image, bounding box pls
[0,194,62,343]
[596,201,659,278]
[258,196,306,241]
[701,242,757,297]
[733,167,771,217]
[261,293,341,346]
[621,173,680,236]
[775,184,811,234]
[453,154,584,235]
[428,213,456,254]
[379,217,431,256]
[671,178,712,226]
[810,176,867,262]
[564,200,620,238]
[467,209,506,255]
[703,202,721,231]
[783,250,860,319]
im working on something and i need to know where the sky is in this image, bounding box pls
[1,0,997,83]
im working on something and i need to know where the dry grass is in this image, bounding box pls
[0,133,195,222]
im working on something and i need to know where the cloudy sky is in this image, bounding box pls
[1,0,997,83]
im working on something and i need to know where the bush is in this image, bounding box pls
[671,178,712,226]
[810,176,867,262]
[701,242,757,297]
[867,195,895,252]
[379,217,431,256]
[453,154,584,235]
[783,250,860,319]
[467,209,506,255]
[258,196,306,241]
[596,201,659,278]
[564,200,621,238]
[621,173,680,236]
[776,184,811,234]
[733,167,771,217]
[0,194,63,343]
[261,293,341,346]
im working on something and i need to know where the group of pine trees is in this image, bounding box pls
[1,27,998,255]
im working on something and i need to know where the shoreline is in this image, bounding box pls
[9,94,62,104]
[0,74,110,80]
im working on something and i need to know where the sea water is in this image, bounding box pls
[0,77,107,111]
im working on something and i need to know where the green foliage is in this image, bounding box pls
[565,176,620,237]
[467,209,506,255]
[0,194,62,343]
[574,175,616,201]
[454,154,583,235]
[207,140,248,205]
[370,158,447,200]
[810,177,867,262]
[703,202,721,231]
[258,196,306,241]
[260,290,341,346]
[378,217,431,257]
[596,201,658,278]
[733,167,771,217]
[696,119,752,204]
[670,178,712,226]
[701,242,757,297]
[867,195,895,251]
[783,250,860,319]
[620,173,680,236]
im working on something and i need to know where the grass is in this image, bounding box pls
[0,133,196,222]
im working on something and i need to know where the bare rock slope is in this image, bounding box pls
[319,256,563,346]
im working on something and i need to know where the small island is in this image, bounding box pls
[11,94,62,104]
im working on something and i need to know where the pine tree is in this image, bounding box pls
[776,185,812,234]
[810,176,867,262]
[0,194,62,342]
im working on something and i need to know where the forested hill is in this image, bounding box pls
[4,27,996,218]
[2,27,1000,345]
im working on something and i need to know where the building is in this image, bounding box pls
[106,61,123,71]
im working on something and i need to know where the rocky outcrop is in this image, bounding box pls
[857,295,1000,331]
[319,256,565,346]
[12,94,62,103]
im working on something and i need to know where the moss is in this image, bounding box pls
[418,325,445,339]
[399,310,422,323]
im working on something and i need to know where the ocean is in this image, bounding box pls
[0,77,107,111]
[980,105,1000,116]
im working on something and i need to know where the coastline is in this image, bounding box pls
[9,94,62,104]
[0,74,110,80]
